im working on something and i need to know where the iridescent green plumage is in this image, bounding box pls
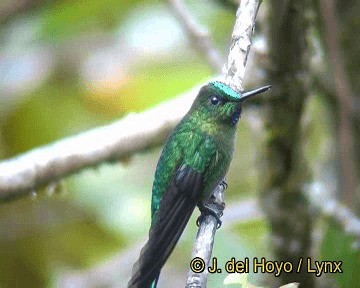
[128,81,271,287]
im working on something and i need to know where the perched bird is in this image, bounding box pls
[128,81,271,287]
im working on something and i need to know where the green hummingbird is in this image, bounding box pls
[128,81,271,287]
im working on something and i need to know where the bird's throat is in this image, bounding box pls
[231,110,241,125]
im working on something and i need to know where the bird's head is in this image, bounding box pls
[189,81,271,126]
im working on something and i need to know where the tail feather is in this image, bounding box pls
[128,195,196,287]
[150,272,160,288]
[128,167,203,288]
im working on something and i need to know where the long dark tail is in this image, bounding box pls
[128,168,203,287]
[150,272,160,288]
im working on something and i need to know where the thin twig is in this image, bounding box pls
[224,0,261,92]
[168,0,223,72]
[186,183,226,287]
[186,1,262,287]
[320,199,360,241]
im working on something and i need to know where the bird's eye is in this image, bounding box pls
[210,96,220,105]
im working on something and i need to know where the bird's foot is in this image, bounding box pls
[220,180,228,190]
[196,204,223,229]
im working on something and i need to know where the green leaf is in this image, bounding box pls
[224,273,247,286]
[320,219,360,288]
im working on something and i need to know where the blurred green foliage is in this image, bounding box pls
[40,0,144,41]
[320,219,360,288]
[0,197,125,287]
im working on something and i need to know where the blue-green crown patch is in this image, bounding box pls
[210,81,241,100]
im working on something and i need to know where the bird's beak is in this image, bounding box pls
[238,85,272,103]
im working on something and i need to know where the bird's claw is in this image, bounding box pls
[220,180,228,190]
[196,205,222,229]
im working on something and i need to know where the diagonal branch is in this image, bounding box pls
[168,0,223,72]
[0,84,205,201]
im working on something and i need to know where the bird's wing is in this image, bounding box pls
[128,165,204,287]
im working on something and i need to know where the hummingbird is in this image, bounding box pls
[128,81,271,287]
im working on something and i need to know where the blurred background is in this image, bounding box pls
[0,0,359,287]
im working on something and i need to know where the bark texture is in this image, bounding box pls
[261,0,314,287]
